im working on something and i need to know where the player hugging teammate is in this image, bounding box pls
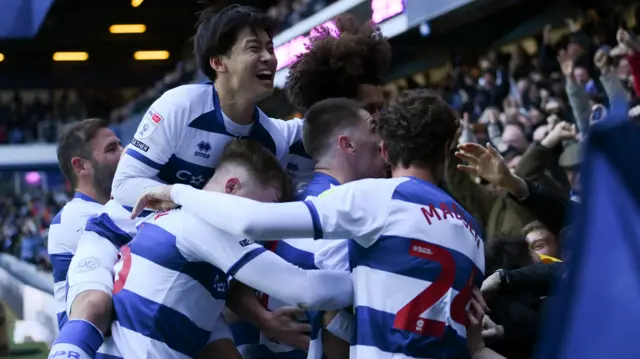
[46,2,506,359]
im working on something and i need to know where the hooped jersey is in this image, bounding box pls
[304,177,485,359]
[112,83,313,207]
[48,192,103,329]
[259,173,349,358]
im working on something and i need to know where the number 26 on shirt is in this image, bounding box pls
[393,240,475,338]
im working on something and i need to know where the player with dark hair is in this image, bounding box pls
[135,89,507,359]
[49,4,311,359]
[285,15,391,118]
[113,4,309,205]
[226,17,392,358]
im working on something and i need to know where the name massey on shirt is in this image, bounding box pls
[421,203,481,247]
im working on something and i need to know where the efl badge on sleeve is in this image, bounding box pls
[136,108,163,139]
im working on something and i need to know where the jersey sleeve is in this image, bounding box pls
[302,179,394,246]
[65,231,120,313]
[270,117,315,187]
[314,240,349,271]
[111,93,189,206]
[178,213,269,274]
[168,180,393,245]
[178,214,353,310]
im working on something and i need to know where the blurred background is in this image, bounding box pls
[0,0,639,357]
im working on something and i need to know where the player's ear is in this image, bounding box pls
[337,135,355,154]
[379,141,390,163]
[224,177,240,195]
[71,156,91,177]
[210,56,227,74]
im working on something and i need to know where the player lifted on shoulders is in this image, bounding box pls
[135,90,506,359]
[112,4,311,208]
[104,140,351,359]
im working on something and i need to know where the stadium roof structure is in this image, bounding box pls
[0,0,272,89]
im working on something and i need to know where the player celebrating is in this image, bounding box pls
[48,118,122,329]
[49,4,311,358]
[228,15,391,359]
[105,140,351,359]
[134,91,504,359]
[112,4,311,207]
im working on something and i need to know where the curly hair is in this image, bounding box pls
[285,14,391,110]
[377,89,459,170]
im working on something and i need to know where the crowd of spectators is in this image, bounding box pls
[0,0,332,145]
[407,8,638,359]
[0,190,70,272]
[267,0,336,33]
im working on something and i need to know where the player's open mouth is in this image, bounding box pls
[256,70,274,83]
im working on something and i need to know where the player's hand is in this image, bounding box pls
[466,288,486,355]
[262,306,311,351]
[481,316,505,340]
[455,142,510,188]
[481,271,502,301]
[130,185,177,219]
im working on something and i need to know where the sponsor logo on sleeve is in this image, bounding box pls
[75,257,101,273]
[131,138,150,152]
[239,238,255,247]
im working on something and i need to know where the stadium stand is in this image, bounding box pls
[1,0,640,357]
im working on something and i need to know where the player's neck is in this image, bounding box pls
[74,183,109,205]
[215,82,256,125]
[391,166,438,185]
[315,158,359,184]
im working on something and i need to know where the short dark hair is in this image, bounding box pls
[194,4,277,81]
[285,14,391,110]
[217,139,292,201]
[57,118,110,188]
[302,98,364,160]
[377,89,459,170]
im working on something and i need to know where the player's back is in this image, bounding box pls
[48,192,103,329]
[109,208,229,359]
[349,176,484,359]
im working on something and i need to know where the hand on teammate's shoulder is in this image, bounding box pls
[131,185,177,219]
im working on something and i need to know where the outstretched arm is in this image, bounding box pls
[178,214,353,310]
[133,179,391,243]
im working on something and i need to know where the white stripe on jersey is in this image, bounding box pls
[109,209,230,359]
[48,192,102,330]
[303,177,485,359]
[112,83,313,207]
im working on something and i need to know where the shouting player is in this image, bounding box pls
[104,139,351,359]
[48,118,122,329]
[134,91,504,359]
[227,15,391,359]
[112,4,311,206]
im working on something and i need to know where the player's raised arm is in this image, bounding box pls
[179,213,353,310]
[112,87,194,206]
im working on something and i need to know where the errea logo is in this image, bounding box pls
[194,141,212,159]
